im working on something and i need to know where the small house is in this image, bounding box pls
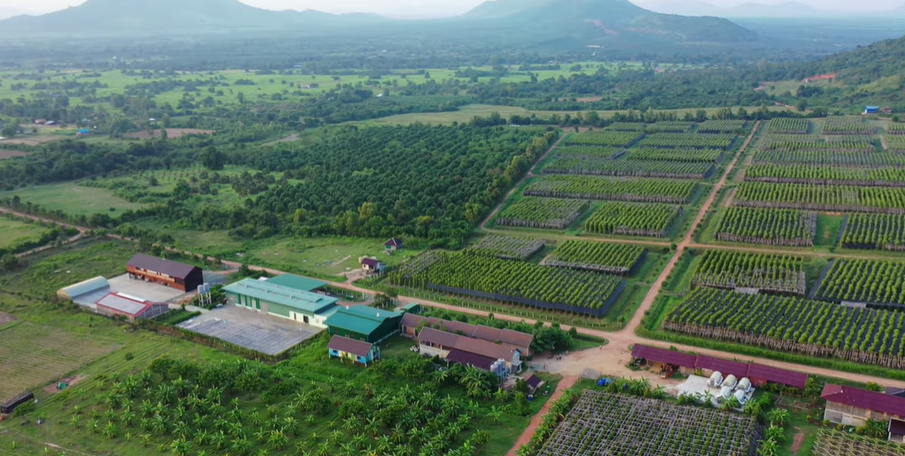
[76,129,90,138]
[34,119,46,125]
[359,257,386,275]
[524,374,545,393]
[384,238,403,253]
[865,106,880,115]
[328,335,379,365]
[822,384,905,430]
[882,107,894,115]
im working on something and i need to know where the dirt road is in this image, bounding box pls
[0,207,86,258]
[505,376,578,456]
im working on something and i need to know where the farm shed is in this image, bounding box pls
[385,238,403,253]
[695,356,749,379]
[746,363,808,389]
[324,305,402,343]
[822,384,905,430]
[865,106,880,115]
[417,327,522,373]
[400,302,422,314]
[264,274,327,293]
[359,257,386,275]
[1,391,34,414]
[400,313,534,356]
[127,254,203,292]
[631,344,696,375]
[445,349,497,372]
[525,374,545,392]
[57,276,110,306]
[223,278,339,328]
[327,335,379,366]
[95,292,169,322]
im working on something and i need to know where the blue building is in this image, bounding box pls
[865,106,880,115]
[327,335,379,365]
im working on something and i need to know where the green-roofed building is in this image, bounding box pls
[223,278,339,328]
[265,274,327,292]
[325,305,403,343]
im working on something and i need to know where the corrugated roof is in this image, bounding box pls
[747,363,808,389]
[695,356,749,378]
[446,349,495,371]
[325,306,400,336]
[96,292,151,316]
[822,385,905,418]
[631,344,697,368]
[525,374,543,389]
[360,258,382,267]
[385,238,403,247]
[401,314,533,351]
[418,327,462,348]
[266,274,327,292]
[890,419,905,436]
[223,279,338,314]
[328,335,374,358]
[418,327,515,360]
[341,305,401,321]
[60,276,109,299]
[128,254,199,280]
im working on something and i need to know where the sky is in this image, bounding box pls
[2,0,903,17]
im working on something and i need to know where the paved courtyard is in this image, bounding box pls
[177,305,322,355]
[107,274,187,303]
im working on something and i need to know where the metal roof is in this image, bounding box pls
[401,314,533,351]
[223,279,338,314]
[418,327,515,360]
[747,363,808,389]
[890,419,905,436]
[525,374,544,389]
[325,306,398,336]
[631,344,697,368]
[96,292,152,316]
[328,335,374,358]
[694,356,749,379]
[265,274,327,292]
[446,349,496,371]
[128,254,199,279]
[822,385,905,419]
[60,276,109,299]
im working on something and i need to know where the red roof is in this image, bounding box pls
[327,335,374,358]
[360,258,382,267]
[128,253,199,280]
[822,385,905,419]
[446,349,496,371]
[631,344,696,368]
[401,313,533,351]
[747,363,808,389]
[385,238,403,248]
[695,356,749,379]
[890,419,905,436]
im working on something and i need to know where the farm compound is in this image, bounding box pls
[127,253,203,292]
[223,278,339,327]
[400,313,534,356]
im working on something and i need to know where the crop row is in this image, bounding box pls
[692,250,807,295]
[759,139,873,153]
[626,148,723,163]
[745,164,905,187]
[734,182,905,214]
[822,116,874,135]
[639,133,735,150]
[753,151,905,167]
[887,123,905,135]
[565,132,642,147]
[604,122,646,132]
[543,240,645,275]
[716,207,817,247]
[555,146,622,158]
[886,135,905,153]
[698,120,746,133]
[543,157,712,179]
[467,235,546,261]
[496,197,589,229]
[585,202,681,238]
[842,213,905,251]
[387,251,623,316]
[525,176,698,204]
[813,430,905,456]
[664,288,905,368]
[649,121,695,133]
[766,118,810,134]
[815,259,905,306]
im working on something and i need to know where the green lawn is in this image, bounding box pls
[0,217,47,250]
[1,183,146,217]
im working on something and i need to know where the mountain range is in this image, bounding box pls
[635,0,905,18]
[0,0,756,44]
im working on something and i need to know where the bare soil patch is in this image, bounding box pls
[791,427,805,454]
[43,375,86,395]
[722,187,737,208]
[0,312,16,327]
[124,128,214,140]
[0,136,61,146]
[576,97,603,103]
[263,134,299,146]
[0,150,28,160]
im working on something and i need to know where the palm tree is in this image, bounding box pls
[487,406,503,424]
[767,408,790,427]
[757,438,778,456]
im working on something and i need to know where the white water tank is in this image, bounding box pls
[734,389,748,404]
[724,374,738,389]
[737,377,751,392]
[709,371,723,387]
[720,386,732,399]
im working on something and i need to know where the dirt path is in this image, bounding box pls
[505,376,578,456]
[722,187,737,208]
[0,207,86,258]
[791,427,805,454]
[479,134,567,231]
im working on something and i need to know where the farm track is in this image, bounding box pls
[0,207,86,258]
[505,375,578,456]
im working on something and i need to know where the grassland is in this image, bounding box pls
[0,183,145,217]
[0,217,47,250]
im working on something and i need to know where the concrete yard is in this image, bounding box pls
[675,375,721,406]
[177,305,321,355]
[107,274,188,303]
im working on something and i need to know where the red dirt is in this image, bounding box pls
[43,375,86,395]
[791,427,805,454]
[576,97,603,103]
[0,136,61,146]
[0,150,28,160]
[124,128,214,140]
[0,312,16,327]
[506,376,578,456]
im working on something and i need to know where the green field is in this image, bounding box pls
[0,183,146,217]
[0,217,47,250]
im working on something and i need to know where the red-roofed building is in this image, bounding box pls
[95,292,170,322]
[384,238,403,253]
[890,419,905,443]
[401,313,534,356]
[695,356,749,379]
[822,384,905,429]
[359,257,386,275]
[631,344,697,375]
[747,363,808,389]
[327,335,379,366]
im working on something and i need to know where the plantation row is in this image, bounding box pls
[842,213,905,251]
[664,288,905,368]
[888,123,905,135]
[565,132,642,147]
[543,157,712,179]
[758,140,873,153]
[716,207,817,247]
[626,148,724,163]
[604,122,646,132]
[824,135,873,145]
[886,135,905,153]
[698,120,746,133]
[543,241,645,276]
[537,391,760,456]
[554,146,622,158]
[822,116,874,135]
[584,202,681,238]
[745,164,905,187]
[639,133,735,150]
[753,151,905,167]
[692,250,807,295]
[734,182,905,214]
[766,118,810,134]
[496,197,589,230]
[649,121,695,133]
[815,259,905,306]
[388,252,624,316]
[814,430,905,456]
[467,235,546,261]
[524,176,698,204]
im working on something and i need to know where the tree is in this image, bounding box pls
[201,146,226,171]
[1,124,16,138]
